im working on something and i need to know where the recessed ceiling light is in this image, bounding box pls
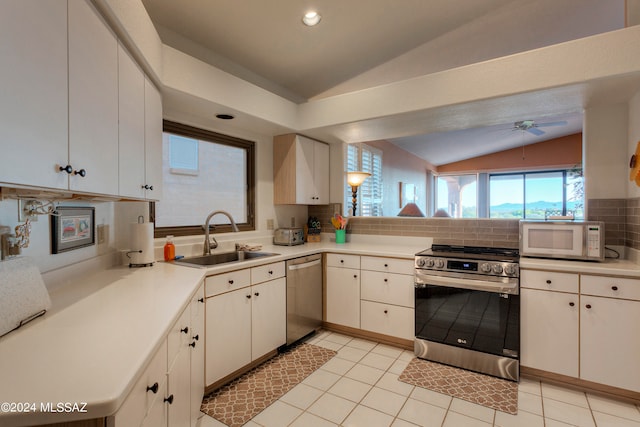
[302,11,321,26]
[215,114,234,120]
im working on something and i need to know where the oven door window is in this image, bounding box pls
[415,285,519,358]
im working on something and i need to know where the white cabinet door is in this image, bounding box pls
[141,379,167,427]
[205,289,251,386]
[326,267,361,328]
[68,0,119,195]
[251,278,286,360]
[580,296,640,392]
[144,78,163,200]
[118,43,146,199]
[521,288,579,377]
[0,0,68,190]
[167,344,191,427]
[295,136,316,204]
[190,285,205,426]
[312,140,329,204]
[361,300,414,340]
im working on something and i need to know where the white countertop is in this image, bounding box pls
[0,238,424,426]
[520,256,640,277]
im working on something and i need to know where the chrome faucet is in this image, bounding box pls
[203,210,240,255]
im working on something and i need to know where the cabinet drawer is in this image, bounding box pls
[581,275,640,301]
[205,268,251,297]
[361,300,414,341]
[361,271,414,308]
[251,261,285,284]
[167,306,191,367]
[521,269,578,293]
[113,339,167,426]
[326,253,360,269]
[361,256,414,275]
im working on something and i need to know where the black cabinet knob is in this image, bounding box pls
[164,394,174,404]
[268,270,273,275]
[546,280,552,284]
[142,184,154,190]
[384,310,388,314]
[59,165,73,174]
[254,292,260,296]
[611,286,618,291]
[180,326,189,334]
[585,304,592,309]
[569,302,575,307]
[246,294,251,299]
[229,279,234,284]
[146,382,159,394]
[189,341,196,348]
[73,168,86,177]
[384,264,388,267]
[384,278,388,283]
[340,259,344,263]
[353,274,357,278]
[198,298,204,303]
[192,334,199,341]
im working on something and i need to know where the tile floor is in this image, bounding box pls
[198,331,640,427]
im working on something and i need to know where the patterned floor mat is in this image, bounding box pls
[200,343,336,427]
[399,358,518,414]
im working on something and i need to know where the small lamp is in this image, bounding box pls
[347,171,371,216]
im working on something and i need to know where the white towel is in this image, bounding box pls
[0,257,51,337]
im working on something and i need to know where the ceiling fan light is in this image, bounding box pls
[302,11,321,26]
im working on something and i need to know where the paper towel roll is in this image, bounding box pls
[129,221,155,266]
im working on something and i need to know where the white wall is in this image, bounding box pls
[583,104,628,201]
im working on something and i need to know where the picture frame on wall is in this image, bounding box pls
[51,207,95,254]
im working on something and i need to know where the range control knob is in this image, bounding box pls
[425,258,435,267]
[480,263,492,273]
[504,264,517,276]
[434,259,445,269]
[416,258,426,267]
[492,264,504,274]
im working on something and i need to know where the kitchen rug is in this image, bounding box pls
[399,358,518,415]
[200,343,336,427]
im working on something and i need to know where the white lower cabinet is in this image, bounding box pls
[360,300,414,340]
[110,282,204,427]
[521,269,640,394]
[326,263,361,328]
[580,294,640,392]
[521,287,579,377]
[205,262,286,387]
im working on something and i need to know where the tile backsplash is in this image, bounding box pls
[310,197,636,249]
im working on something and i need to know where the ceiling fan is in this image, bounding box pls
[513,119,568,136]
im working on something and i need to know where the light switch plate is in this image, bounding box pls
[97,224,106,244]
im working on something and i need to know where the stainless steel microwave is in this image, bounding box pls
[519,220,605,261]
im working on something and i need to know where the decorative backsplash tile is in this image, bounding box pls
[310,197,635,249]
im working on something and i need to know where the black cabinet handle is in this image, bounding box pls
[180,327,189,334]
[228,279,234,285]
[198,298,204,303]
[611,286,618,291]
[585,304,592,309]
[546,280,552,284]
[569,302,575,307]
[142,184,153,190]
[246,294,251,299]
[164,394,174,404]
[268,270,273,275]
[189,341,196,348]
[59,165,73,174]
[192,334,199,341]
[254,292,260,296]
[146,382,159,394]
[73,168,86,177]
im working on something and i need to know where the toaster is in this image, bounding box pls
[273,228,305,246]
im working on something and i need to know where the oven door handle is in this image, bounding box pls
[415,274,519,295]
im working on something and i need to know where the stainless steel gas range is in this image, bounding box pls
[414,245,520,381]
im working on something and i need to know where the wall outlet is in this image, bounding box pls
[266,219,274,230]
[97,224,107,244]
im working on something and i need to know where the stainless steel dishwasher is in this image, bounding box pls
[286,254,323,345]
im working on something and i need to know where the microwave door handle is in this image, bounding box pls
[416,274,519,295]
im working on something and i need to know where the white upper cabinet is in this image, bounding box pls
[144,78,163,200]
[68,0,119,195]
[273,134,329,205]
[0,0,69,190]
[118,43,146,199]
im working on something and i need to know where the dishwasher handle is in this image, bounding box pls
[287,259,321,271]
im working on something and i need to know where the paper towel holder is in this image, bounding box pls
[128,216,155,268]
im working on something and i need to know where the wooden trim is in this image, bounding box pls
[521,366,640,405]
[204,349,278,394]
[322,322,414,351]
[151,120,256,238]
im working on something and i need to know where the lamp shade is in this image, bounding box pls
[347,171,371,187]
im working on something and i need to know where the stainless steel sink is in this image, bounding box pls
[172,251,278,268]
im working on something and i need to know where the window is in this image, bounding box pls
[435,174,477,218]
[152,121,255,237]
[345,144,383,216]
[489,170,583,219]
